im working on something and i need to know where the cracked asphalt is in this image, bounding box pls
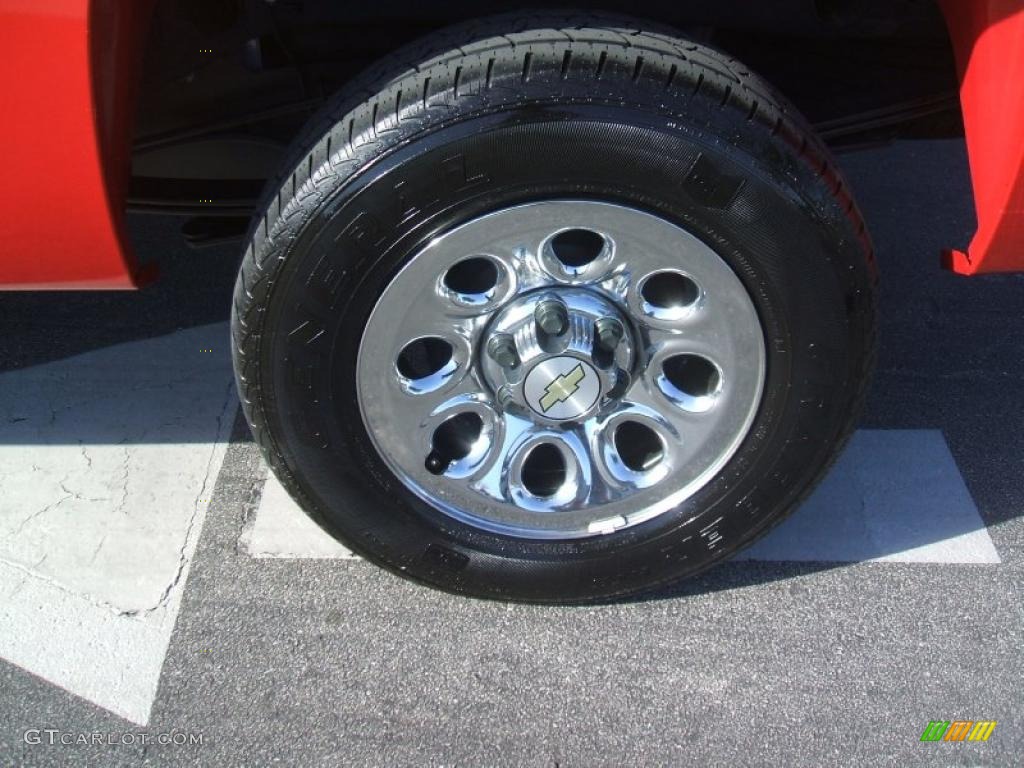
[1,139,1022,766]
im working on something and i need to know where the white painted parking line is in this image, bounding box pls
[0,319,999,727]
[737,429,999,563]
[247,429,999,564]
[240,473,356,559]
[0,323,236,725]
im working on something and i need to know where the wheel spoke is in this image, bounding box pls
[615,380,705,467]
[638,293,741,357]
[468,412,533,501]
[368,356,498,481]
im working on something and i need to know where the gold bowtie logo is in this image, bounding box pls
[540,363,586,412]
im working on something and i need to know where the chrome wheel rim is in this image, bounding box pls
[356,200,765,539]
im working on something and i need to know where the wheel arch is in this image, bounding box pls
[0,0,156,290]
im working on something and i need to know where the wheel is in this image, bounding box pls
[232,13,877,603]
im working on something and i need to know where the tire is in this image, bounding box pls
[231,12,877,603]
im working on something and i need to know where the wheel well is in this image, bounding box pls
[129,0,959,219]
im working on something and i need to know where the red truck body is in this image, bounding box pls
[0,0,1021,289]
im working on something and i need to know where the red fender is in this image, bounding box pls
[0,2,1021,288]
[0,0,153,290]
[940,0,1024,274]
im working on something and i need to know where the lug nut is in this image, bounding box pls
[486,334,518,369]
[535,299,569,336]
[595,317,624,350]
[497,386,515,408]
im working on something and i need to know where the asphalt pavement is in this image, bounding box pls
[0,138,1021,767]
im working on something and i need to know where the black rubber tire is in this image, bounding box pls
[231,12,877,603]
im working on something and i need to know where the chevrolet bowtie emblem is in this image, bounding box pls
[540,363,586,412]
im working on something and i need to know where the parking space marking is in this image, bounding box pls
[247,429,999,564]
[240,471,356,559]
[0,323,999,726]
[738,429,999,563]
[0,323,235,725]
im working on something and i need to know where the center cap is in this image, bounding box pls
[523,357,600,421]
[479,288,636,424]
